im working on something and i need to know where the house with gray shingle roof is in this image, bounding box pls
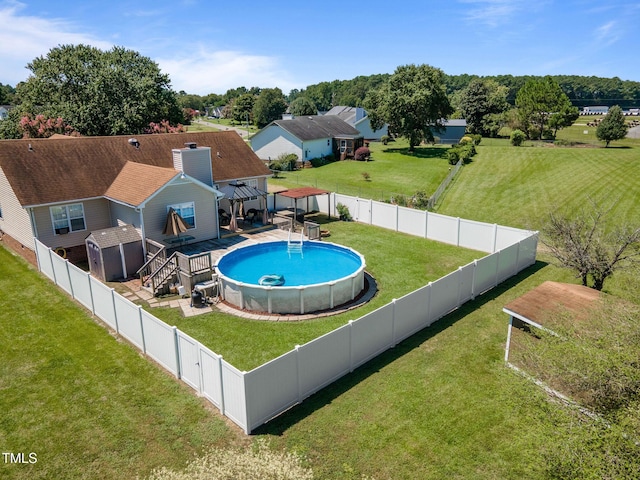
[250,115,364,163]
[0,131,271,263]
[324,106,388,141]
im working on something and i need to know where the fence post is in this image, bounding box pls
[470,260,478,300]
[456,217,461,247]
[492,223,498,253]
[111,288,119,333]
[173,326,181,379]
[424,210,429,239]
[391,298,397,347]
[369,199,373,225]
[295,345,302,403]
[218,355,225,414]
[137,305,146,354]
[86,271,96,315]
[349,320,355,372]
[426,282,433,326]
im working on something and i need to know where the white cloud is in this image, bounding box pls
[157,45,300,95]
[595,20,621,46]
[459,0,524,27]
[0,1,112,85]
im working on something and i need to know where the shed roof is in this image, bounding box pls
[86,224,141,248]
[504,281,601,328]
[270,115,362,141]
[0,131,271,207]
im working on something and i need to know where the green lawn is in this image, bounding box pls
[269,139,452,201]
[0,248,241,480]
[3,134,640,479]
[152,219,483,371]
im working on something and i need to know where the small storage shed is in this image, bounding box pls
[86,225,144,282]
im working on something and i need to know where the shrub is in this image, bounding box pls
[510,129,526,146]
[447,143,476,165]
[471,134,482,145]
[361,172,371,181]
[412,190,430,210]
[336,203,352,221]
[460,136,473,144]
[354,146,371,161]
[270,153,298,171]
[309,154,336,168]
[380,134,389,145]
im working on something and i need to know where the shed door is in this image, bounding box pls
[88,241,104,281]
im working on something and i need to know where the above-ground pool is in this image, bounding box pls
[216,240,366,314]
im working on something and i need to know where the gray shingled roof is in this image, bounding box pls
[86,224,141,248]
[271,115,362,141]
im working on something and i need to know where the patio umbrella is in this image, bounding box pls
[162,208,189,237]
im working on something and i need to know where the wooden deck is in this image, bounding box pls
[169,227,292,265]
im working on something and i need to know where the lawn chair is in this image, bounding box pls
[218,209,231,226]
[244,208,258,225]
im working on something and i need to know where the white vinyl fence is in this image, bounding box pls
[34,193,537,434]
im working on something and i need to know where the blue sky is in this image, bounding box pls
[1,0,639,95]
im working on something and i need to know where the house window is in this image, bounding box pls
[245,179,259,200]
[168,202,195,229]
[50,203,86,235]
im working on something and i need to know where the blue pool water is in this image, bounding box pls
[216,241,364,287]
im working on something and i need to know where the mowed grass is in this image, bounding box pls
[0,248,241,480]
[269,139,452,200]
[437,142,640,230]
[3,134,640,479]
[152,218,482,371]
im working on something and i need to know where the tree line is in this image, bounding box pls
[2,43,639,140]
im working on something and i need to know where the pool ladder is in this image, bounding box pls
[287,229,304,257]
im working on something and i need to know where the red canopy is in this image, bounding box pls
[277,187,331,199]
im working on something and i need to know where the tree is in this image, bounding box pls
[458,78,509,137]
[232,93,255,124]
[289,96,317,116]
[541,198,640,290]
[596,105,628,147]
[365,64,453,151]
[252,87,288,128]
[18,114,78,138]
[515,76,578,140]
[14,44,183,136]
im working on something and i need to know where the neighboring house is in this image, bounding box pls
[251,115,364,162]
[433,119,467,144]
[324,106,388,141]
[0,105,11,120]
[0,131,271,263]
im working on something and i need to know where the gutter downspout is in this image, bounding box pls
[28,207,39,242]
[136,207,147,256]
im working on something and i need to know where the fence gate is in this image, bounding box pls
[176,331,202,393]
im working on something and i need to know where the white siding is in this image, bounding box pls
[33,198,112,249]
[355,118,387,140]
[251,125,302,161]
[142,181,218,244]
[0,167,35,247]
[302,138,333,160]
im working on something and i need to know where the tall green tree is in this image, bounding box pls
[232,93,255,124]
[14,44,183,136]
[252,87,288,128]
[515,76,578,140]
[458,78,509,137]
[289,96,317,116]
[596,105,628,147]
[365,64,453,151]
